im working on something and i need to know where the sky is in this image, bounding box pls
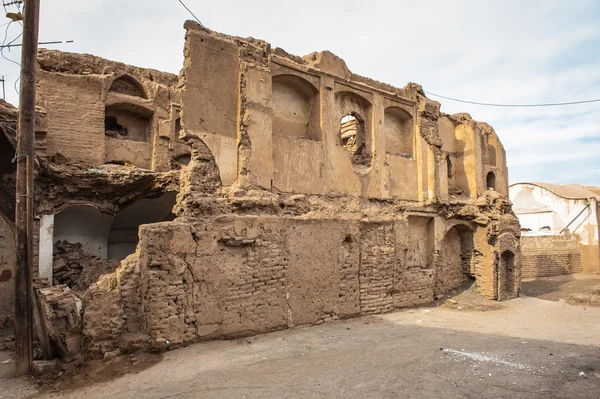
[1,0,599,186]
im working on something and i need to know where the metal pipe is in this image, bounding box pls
[560,201,591,234]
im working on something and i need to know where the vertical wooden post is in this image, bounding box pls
[14,0,40,377]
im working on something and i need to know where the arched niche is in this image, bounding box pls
[498,250,516,300]
[108,192,177,260]
[271,74,320,140]
[435,224,474,295]
[384,107,413,158]
[108,74,147,99]
[54,205,115,259]
[486,171,496,191]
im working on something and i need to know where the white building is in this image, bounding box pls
[510,182,599,274]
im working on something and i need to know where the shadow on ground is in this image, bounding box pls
[33,316,600,399]
[521,273,600,306]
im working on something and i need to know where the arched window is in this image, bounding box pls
[340,114,360,155]
[339,112,370,168]
[336,91,372,169]
[384,107,413,158]
[271,74,320,140]
[486,171,496,190]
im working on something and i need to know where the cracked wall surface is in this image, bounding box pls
[0,22,521,359]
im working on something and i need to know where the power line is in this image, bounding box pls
[1,39,73,49]
[424,90,600,108]
[177,0,205,28]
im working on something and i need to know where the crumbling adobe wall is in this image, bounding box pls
[19,23,522,361]
[52,240,119,291]
[37,285,84,360]
[82,190,518,356]
[36,49,189,172]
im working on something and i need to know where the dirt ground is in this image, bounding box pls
[2,274,600,399]
[521,273,600,306]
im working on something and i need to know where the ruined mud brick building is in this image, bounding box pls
[0,21,521,359]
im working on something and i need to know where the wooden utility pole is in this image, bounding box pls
[14,0,40,377]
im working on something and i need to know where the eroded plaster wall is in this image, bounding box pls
[179,24,428,201]
[84,208,519,356]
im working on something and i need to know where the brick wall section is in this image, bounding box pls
[220,236,289,334]
[521,235,583,278]
[522,251,582,278]
[338,235,360,314]
[393,268,435,308]
[358,223,395,314]
[83,215,516,355]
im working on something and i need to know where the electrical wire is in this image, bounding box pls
[1,21,20,68]
[424,90,600,108]
[177,0,205,28]
[0,14,23,96]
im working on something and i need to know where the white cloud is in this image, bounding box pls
[1,0,599,185]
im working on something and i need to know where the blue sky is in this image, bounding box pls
[1,0,599,186]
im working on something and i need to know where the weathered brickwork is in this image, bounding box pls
[359,223,395,314]
[337,235,360,314]
[521,235,583,278]
[219,234,289,335]
[522,251,582,278]
[392,268,435,308]
[435,227,470,295]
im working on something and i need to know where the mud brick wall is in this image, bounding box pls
[522,251,582,278]
[393,268,435,308]
[82,210,518,356]
[359,223,395,314]
[337,235,360,313]
[219,234,289,334]
[521,235,583,278]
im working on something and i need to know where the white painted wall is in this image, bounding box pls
[53,205,115,258]
[517,211,564,234]
[38,214,54,281]
[510,184,598,246]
